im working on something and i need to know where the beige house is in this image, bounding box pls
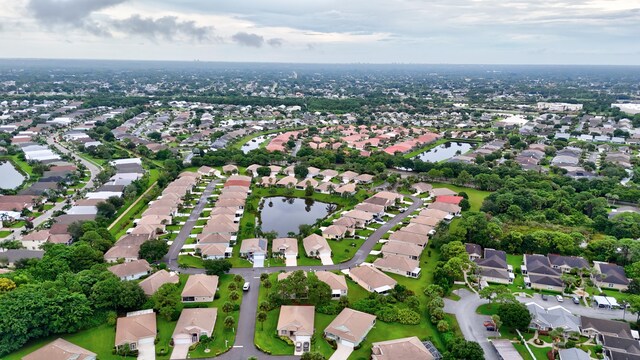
[388,230,429,248]
[592,261,629,291]
[410,216,440,227]
[302,234,331,258]
[411,182,433,195]
[418,208,449,220]
[172,308,217,345]
[343,210,374,228]
[354,203,385,217]
[324,308,376,347]
[277,305,315,355]
[197,243,233,260]
[181,274,219,303]
[322,224,348,240]
[371,336,435,360]
[138,270,180,296]
[430,188,457,197]
[316,271,348,299]
[381,241,423,260]
[374,254,421,278]
[277,176,298,187]
[23,338,96,360]
[115,310,157,353]
[107,259,152,281]
[349,265,397,294]
[272,238,299,258]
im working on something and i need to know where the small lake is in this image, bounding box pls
[259,196,335,237]
[414,141,473,162]
[242,135,272,154]
[0,161,26,190]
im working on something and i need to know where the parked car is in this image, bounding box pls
[541,294,549,301]
[243,282,250,291]
[572,297,580,304]
[483,321,495,327]
[556,295,564,302]
[485,326,495,331]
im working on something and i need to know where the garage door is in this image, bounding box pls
[253,254,265,268]
[285,255,297,266]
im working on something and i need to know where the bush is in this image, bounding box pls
[375,306,398,322]
[317,302,343,315]
[396,308,421,325]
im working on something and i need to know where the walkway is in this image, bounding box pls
[166,194,425,360]
[108,181,157,231]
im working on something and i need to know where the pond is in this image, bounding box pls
[414,141,473,162]
[242,135,273,154]
[0,161,25,190]
[259,196,335,237]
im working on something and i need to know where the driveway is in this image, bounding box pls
[285,255,297,267]
[328,343,353,360]
[136,342,155,360]
[170,344,189,360]
[320,254,334,265]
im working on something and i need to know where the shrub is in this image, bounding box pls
[396,308,421,325]
[317,302,343,315]
[375,306,398,323]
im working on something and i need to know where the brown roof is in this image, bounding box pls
[410,216,440,227]
[272,238,298,256]
[115,311,157,346]
[325,308,376,343]
[172,308,217,340]
[277,305,315,336]
[315,271,348,291]
[381,241,423,258]
[139,270,179,296]
[198,233,232,244]
[349,265,397,291]
[22,338,96,360]
[371,336,434,360]
[323,224,347,237]
[374,255,421,274]
[181,274,218,298]
[302,234,330,254]
[388,231,429,247]
[108,259,151,278]
[430,188,457,196]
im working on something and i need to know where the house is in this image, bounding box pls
[388,230,429,248]
[349,265,397,294]
[354,174,374,184]
[354,203,385,218]
[239,238,267,266]
[222,165,238,174]
[526,303,580,333]
[523,254,563,292]
[108,259,152,281]
[475,248,514,286]
[430,188,457,197]
[198,243,233,260]
[181,274,219,303]
[580,316,633,339]
[20,230,51,250]
[374,254,421,278]
[558,348,590,360]
[104,234,148,263]
[277,306,315,355]
[22,338,97,360]
[435,195,464,205]
[115,310,157,353]
[381,241,423,260]
[302,234,331,258]
[171,308,217,346]
[315,271,348,299]
[402,223,434,236]
[410,216,440,227]
[272,238,298,259]
[548,254,590,273]
[418,208,450,221]
[343,210,374,228]
[371,336,435,360]
[426,202,461,216]
[465,243,482,261]
[322,224,348,240]
[600,335,640,360]
[197,166,214,176]
[491,339,524,360]
[138,270,180,296]
[324,308,376,347]
[411,182,433,195]
[592,261,629,291]
[341,171,359,183]
[276,176,298,187]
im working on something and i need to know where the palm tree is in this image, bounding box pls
[224,316,235,329]
[229,291,240,302]
[257,311,267,330]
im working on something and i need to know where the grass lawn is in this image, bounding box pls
[178,254,205,268]
[109,185,159,238]
[506,254,533,294]
[0,230,11,239]
[328,238,364,264]
[4,323,117,360]
[430,183,491,211]
[254,307,294,355]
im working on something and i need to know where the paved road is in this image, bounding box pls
[291,140,303,157]
[167,193,424,359]
[164,180,219,269]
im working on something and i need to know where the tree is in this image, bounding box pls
[497,302,532,330]
[300,353,326,360]
[446,337,484,360]
[257,311,267,330]
[0,278,16,294]
[437,320,450,332]
[262,278,272,291]
[294,165,309,179]
[138,239,169,263]
[224,315,235,329]
[491,314,502,335]
[203,259,232,276]
[222,301,234,314]
[259,301,270,312]
[152,283,181,320]
[96,201,116,219]
[234,274,244,284]
[479,285,515,306]
[257,166,271,177]
[229,291,240,302]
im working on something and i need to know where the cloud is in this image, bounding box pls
[267,38,283,47]
[27,0,126,24]
[110,15,214,42]
[231,32,264,47]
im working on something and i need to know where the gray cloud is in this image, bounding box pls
[111,15,214,42]
[267,38,283,47]
[231,32,264,47]
[27,0,126,24]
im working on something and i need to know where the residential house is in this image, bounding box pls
[138,270,180,296]
[181,274,219,303]
[430,188,457,197]
[115,310,156,353]
[526,303,580,333]
[354,203,385,218]
[381,241,423,260]
[371,336,435,360]
[523,254,563,292]
[600,335,640,360]
[349,265,397,294]
[548,254,590,273]
[388,230,429,248]
[322,225,348,240]
[475,249,514,286]
[239,238,267,267]
[171,308,217,346]
[198,243,233,260]
[343,210,374,228]
[580,316,633,339]
[465,243,482,261]
[426,202,461,217]
[411,183,433,195]
[277,306,315,355]
[23,338,96,360]
[302,234,331,259]
[324,308,376,347]
[315,271,348,299]
[107,259,152,281]
[592,261,629,291]
[374,254,421,278]
[558,348,590,360]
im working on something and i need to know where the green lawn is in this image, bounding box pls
[328,238,364,264]
[4,323,117,360]
[430,183,491,211]
[0,231,11,239]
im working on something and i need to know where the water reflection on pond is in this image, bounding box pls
[0,162,25,190]
[414,141,473,162]
[259,196,335,237]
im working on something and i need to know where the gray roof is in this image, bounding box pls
[0,249,44,263]
[558,348,590,360]
[580,316,633,338]
[526,303,579,332]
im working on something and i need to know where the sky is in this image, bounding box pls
[0,0,639,65]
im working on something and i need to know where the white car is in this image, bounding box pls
[243,282,250,291]
[556,295,564,302]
